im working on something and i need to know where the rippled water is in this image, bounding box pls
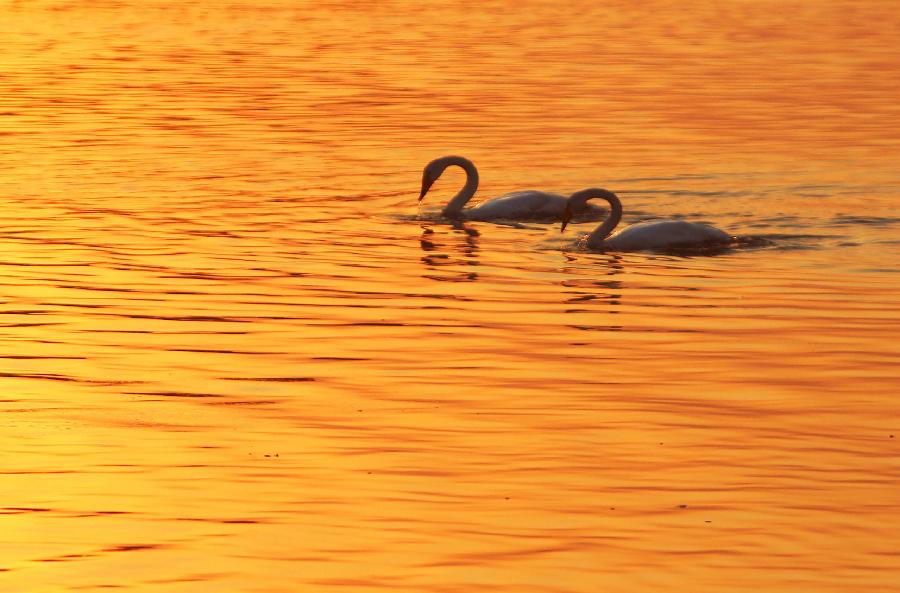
[1,1,899,591]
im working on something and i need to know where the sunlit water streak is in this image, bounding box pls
[0,1,899,592]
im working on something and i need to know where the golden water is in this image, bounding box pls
[1,1,899,591]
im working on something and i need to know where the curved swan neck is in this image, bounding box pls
[584,190,623,249]
[440,156,479,218]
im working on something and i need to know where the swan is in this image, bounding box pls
[418,155,605,221]
[561,188,733,252]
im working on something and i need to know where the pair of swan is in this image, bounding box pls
[419,156,733,252]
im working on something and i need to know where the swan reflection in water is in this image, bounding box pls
[418,155,606,222]
[560,252,627,333]
[419,222,480,282]
[561,188,733,253]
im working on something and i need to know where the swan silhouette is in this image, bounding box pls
[419,155,604,221]
[561,188,732,252]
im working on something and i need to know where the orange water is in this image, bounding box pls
[1,1,899,592]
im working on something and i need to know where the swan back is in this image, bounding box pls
[605,220,731,251]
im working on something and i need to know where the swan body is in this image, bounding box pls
[419,155,604,222]
[562,188,732,252]
[461,190,573,220]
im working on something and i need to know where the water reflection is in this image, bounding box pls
[561,254,625,308]
[2,1,899,592]
[558,254,626,332]
[419,223,480,283]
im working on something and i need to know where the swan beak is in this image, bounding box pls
[418,177,435,202]
[560,206,572,232]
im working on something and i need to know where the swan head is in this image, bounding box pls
[418,157,451,202]
[419,166,438,201]
[560,205,574,232]
[561,188,620,232]
[418,155,474,202]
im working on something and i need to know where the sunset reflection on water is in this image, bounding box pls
[0,1,898,592]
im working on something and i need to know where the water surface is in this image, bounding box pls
[1,1,899,592]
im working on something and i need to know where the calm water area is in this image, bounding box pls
[1,1,899,591]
